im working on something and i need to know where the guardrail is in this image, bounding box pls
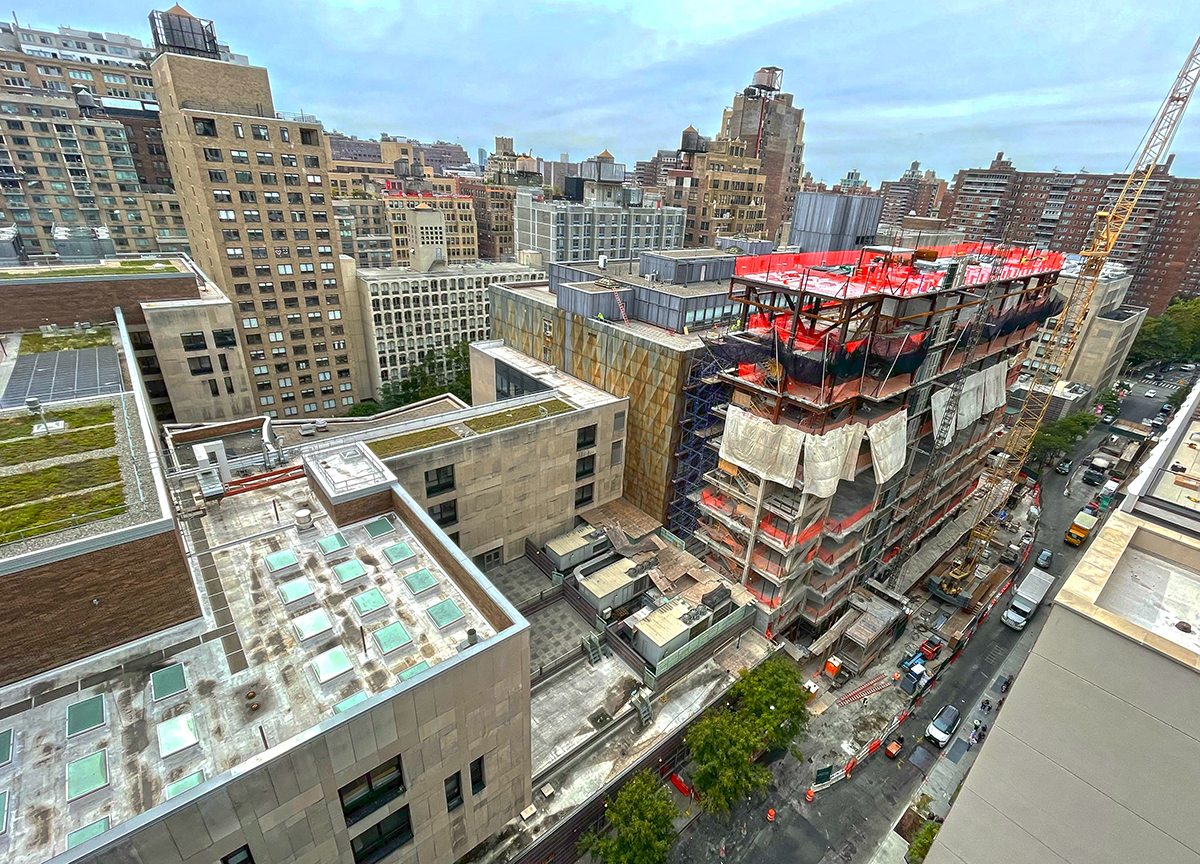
[0,503,128,546]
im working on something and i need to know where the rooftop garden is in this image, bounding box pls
[463,399,573,434]
[0,456,120,510]
[0,259,175,280]
[0,405,114,441]
[369,425,460,458]
[0,484,126,543]
[19,330,114,354]
[0,424,116,467]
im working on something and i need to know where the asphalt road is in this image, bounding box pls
[669,402,1152,864]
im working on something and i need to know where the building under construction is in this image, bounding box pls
[693,244,1065,637]
[488,243,1066,639]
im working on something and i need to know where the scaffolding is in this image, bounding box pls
[666,349,728,550]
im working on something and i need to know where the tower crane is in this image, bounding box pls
[928,34,1200,598]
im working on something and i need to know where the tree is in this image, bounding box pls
[1028,411,1096,464]
[1097,388,1121,415]
[908,820,940,862]
[729,656,810,751]
[344,401,382,417]
[355,340,474,416]
[685,710,772,814]
[577,770,678,864]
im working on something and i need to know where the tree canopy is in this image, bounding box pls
[577,770,678,864]
[1128,298,1200,366]
[728,655,810,750]
[345,340,472,416]
[1028,410,1097,464]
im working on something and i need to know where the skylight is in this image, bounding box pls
[157,713,200,758]
[66,695,105,737]
[384,541,415,566]
[0,728,11,767]
[333,690,370,714]
[67,816,110,849]
[278,576,315,605]
[292,608,334,641]
[264,548,299,573]
[351,588,388,617]
[310,646,353,684]
[66,750,109,800]
[165,770,205,800]
[427,597,465,628]
[373,621,413,654]
[398,660,430,681]
[333,558,368,585]
[364,515,394,538]
[150,664,187,701]
[317,532,349,555]
[403,567,437,595]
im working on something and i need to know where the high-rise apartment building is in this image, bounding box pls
[926,380,1200,863]
[634,147,680,190]
[151,7,369,419]
[717,67,805,243]
[672,128,766,247]
[336,186,477,269]
[326,132,420,194]
[0,20,195,257]
[941,151,1200,314]
[412,139,470,176]
[879,160,946,226]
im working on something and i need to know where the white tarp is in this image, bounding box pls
[982,362,1008,413]
[719,406,806,486]
[804,424,855,498]
[931,386,957,446]
[867,409,908,484]
[957,370,986,429]
[841,423,865,481]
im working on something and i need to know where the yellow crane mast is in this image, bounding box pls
[938,34,1200,597]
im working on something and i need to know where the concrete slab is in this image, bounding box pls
[527,600,595,672]
[486,556,554,609]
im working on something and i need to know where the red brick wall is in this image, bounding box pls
[0,273,200,329]
[0,529,200,687]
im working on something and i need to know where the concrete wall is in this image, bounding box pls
[144,300,256,423]
[788,191,882,252]
[82,628,531,864]
[153,52,274,117]
[383,400,627,564]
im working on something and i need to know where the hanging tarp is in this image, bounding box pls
[841,423,865,481]
[982,362,1008,413]
[867,409,909,484]
[804,425,855,498]
[718,406,806,486]
[931,386,957,447]
[957,370,986,428]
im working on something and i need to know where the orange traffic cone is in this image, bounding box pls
[767,808,776,822]
[806,788,814,802]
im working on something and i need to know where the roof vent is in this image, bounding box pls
[315,419,329,432]
[295,509,314,531]
[1178,621,1193,634]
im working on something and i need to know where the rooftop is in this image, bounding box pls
[0,259,184,281]
[356,261,545,280]
[734,244,1066,299]
[0,461,501,861]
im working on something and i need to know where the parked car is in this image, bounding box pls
[1083,470,1106,486]
[1146,389,1158,398]
[1161,403,1174,414]
[1055,460,1073,475]
[1036,549,1053,569]
[1152,416,1166,428]
[1102,413,1115,424]
[926,705,961,749]
[1144,373,1158,381]
[1083,501,1100,516]
[1182,364,1196,372]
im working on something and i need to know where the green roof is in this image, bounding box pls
[150,664,187,701]
[317,532,349,554]
[264,548,299,572]
[66,695,104,736]
[165,770,205,800]
[383,541,415,565]
[351,588,388,616]
[427,597,465,628]
[373,621,413,654]
[333,558,368,584]
[333,690,371,715]
[462,399,573,434]
[403,567,437,594]
[311,646,353,684]
[278,577,315,605]
[363,515,395,538]
[157,713,199,758]
[67,816,110,849]
[292,608,334,641]
[66,750,108,800]
[369,425,460,458]
[398,659,430,681]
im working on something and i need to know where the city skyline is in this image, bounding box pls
[27,0,1200,182]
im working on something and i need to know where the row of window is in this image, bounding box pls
[218,210,329,224]
[193,117,320,147]
[213,189,325,205]
[203,147,319,169]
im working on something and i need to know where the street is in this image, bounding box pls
[668,381,1171,864]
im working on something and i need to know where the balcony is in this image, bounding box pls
[697,488,752,536]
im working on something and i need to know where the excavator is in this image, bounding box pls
[884,34,1200,598]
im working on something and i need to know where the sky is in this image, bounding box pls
[31,0,1200,185]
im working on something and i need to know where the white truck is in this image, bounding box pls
[1001,567,1055,631]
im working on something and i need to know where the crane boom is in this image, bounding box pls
[934,34,1200,599]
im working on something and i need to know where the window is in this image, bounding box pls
[576,454,595,480]
[611,440,623,466]
[428,500,457,528]
[338,755,405,826]
[256,151,274,165]
[212,329,237,348]
[188,356,214,376]
[181,332,207,352]
[614,411,625,433]
[425,464,454,496]
[350,806,412,864]
[204,147,222,162]
[251,124,269,140]
[232,122,244,138]
[445,771,463,812]
[575,483,594,508]
[193,118,217,137]
[231,149,249,163]
[221,846,255,864]
[576,425,597,450]
[470,756,486,794]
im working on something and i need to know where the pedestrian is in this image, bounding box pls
[967,730,978,749]
[997,697,1005,712]
[973,718,981,732]
[981,698,991,713]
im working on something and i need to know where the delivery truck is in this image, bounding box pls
[1001,567,1055,630]
[1064,511,1099,546]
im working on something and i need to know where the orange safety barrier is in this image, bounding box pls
[759,516,797,546]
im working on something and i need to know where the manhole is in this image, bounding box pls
[588,709,612,730]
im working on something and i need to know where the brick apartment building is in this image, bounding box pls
[941,152,1200,315]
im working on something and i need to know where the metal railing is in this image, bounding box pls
[0,503,127,546]
[653,602,756,680]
